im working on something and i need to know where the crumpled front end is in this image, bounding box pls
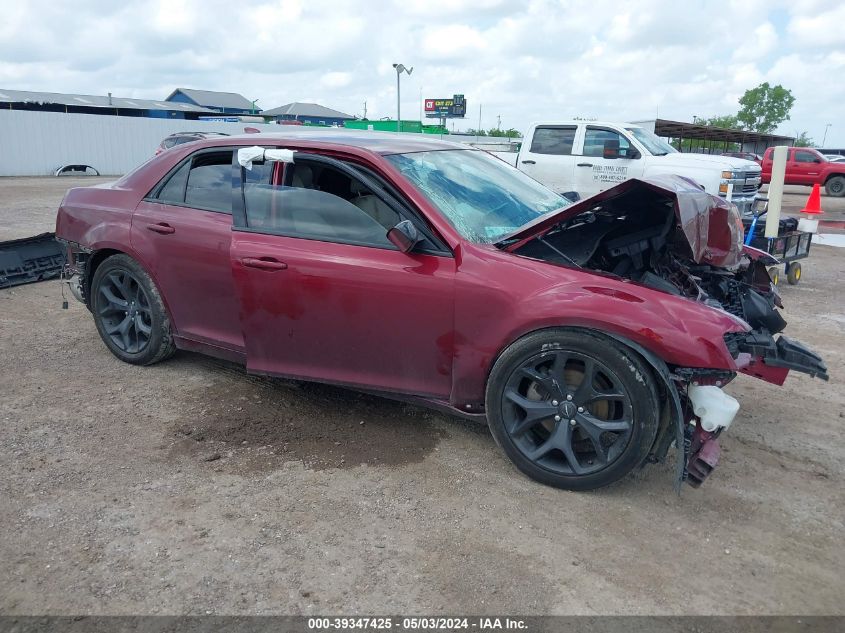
[504,175,828,488]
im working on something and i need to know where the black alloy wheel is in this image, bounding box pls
[502,350,634,476]
[91,254,176,365]
[486,329,659,491]
[97,270,153,354]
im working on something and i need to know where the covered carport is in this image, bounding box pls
[631,118,795,156]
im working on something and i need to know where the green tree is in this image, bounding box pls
[794,131,815,147]
[466,128,487,136]
[737,82,795,133]
[487,127,521,138]
[704,114,740,129]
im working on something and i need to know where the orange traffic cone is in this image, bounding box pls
[800,183,823,214]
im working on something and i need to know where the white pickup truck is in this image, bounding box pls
[505,121,762,213]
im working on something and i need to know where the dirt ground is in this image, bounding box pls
[1,177,843,615]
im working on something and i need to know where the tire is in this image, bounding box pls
[485,328,659,491]
[786,261,802,285]
[90,254,176,365]
[826,176,845,197]
[768,266,780,286]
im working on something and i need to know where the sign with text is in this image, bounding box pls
[424,94,466,118]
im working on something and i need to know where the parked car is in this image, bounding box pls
[507,121,762,215]
[154,131,229,155]
[822,154,845,163]
[56,132,827,491]
[723,151,762,164]
[761,147,845,196]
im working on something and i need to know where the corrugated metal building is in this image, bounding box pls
[261,102,353,126]
[165,88,258,115]
[0,109,284,176]
[0,88,215,119]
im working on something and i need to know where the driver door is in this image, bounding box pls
[574,126,644,197]
[792,149,823,186]
[229,152,457,398]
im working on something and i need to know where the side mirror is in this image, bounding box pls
[387,220,421,253]
[561,191,581,202]
[603,139,620,159]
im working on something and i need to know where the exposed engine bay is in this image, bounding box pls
[510,177,828,384]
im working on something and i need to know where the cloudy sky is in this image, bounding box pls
[1,0,842,145]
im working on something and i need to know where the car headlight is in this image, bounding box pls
[721,170,734,180]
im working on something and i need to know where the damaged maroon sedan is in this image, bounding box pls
[56,132,827,491]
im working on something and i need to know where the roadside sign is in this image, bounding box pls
[424,94,466,118]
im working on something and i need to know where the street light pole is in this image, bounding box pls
[392,63,413,133]
[822,123,832,148]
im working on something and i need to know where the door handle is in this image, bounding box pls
[521,160,536,165]
[577,163,594,167]
[242,257,288,271]
[146,222,175,235]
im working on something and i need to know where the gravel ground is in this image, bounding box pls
[1,177,843,615]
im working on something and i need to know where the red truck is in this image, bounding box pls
[762,146,845,197]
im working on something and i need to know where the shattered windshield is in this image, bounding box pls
[387,149,568,243]
[625,127,678,156]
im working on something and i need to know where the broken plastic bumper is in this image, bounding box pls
[727,332,829,384]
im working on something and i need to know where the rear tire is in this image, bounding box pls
[826,176,845,197]
[90,254,176,365]
[485,329,659,491]
[786,261,801,285]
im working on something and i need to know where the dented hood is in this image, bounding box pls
[497,174,745,268]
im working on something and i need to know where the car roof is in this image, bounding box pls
[527,120,644,129]
[201,129,470,155]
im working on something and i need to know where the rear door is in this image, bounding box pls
[573,126,645,198]
[229,151,457,397]
[517,125,577,193]
[131,148,271,352]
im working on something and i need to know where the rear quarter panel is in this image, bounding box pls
[56,185,140,250]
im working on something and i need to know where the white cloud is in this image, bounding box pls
[788,4,845,49]
[732,22,777,61]
[421,24,488,60]
[0,0,842,145]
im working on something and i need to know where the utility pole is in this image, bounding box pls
[363,100,367,119]
[497,114,501,131]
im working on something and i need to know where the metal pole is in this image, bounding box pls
[396,70,401,133]
[822,124,831,147]
[477,103,482,143]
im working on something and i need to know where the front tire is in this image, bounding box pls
[485,329,659,491]
[90,254,176,365]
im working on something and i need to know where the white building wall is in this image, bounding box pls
[0,110,282,176]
